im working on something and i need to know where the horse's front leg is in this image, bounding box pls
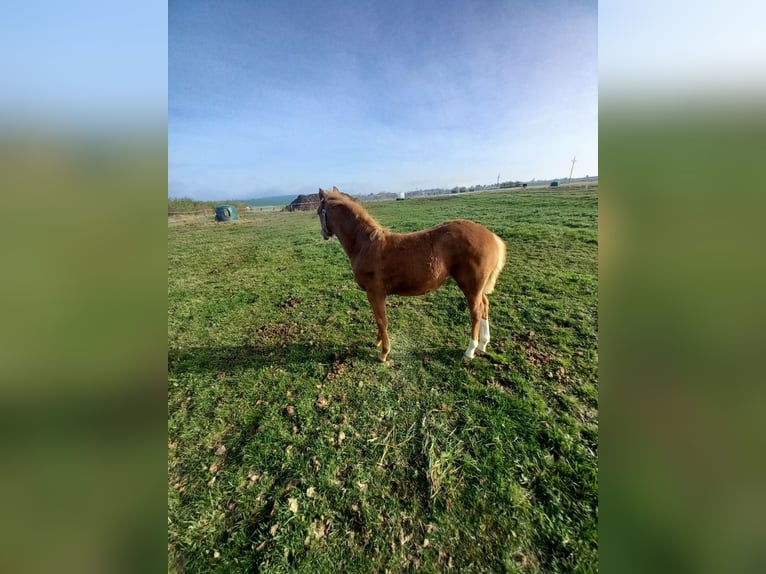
[366,291,390,362]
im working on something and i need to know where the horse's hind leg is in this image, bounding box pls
[463,292,483,360]
[478,294,491,352]
[367,291,390,362]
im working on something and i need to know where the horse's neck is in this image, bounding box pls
[335,217,375,262]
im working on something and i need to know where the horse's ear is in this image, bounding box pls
[332,186,340,194]
[318,188,326,200]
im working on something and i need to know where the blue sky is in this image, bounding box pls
[170,0,597,200]
[600,0,766,98]
[1,1,167,125]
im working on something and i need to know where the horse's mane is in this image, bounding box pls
[329,192,386,240]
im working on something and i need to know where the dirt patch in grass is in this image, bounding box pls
[253,322,306,347]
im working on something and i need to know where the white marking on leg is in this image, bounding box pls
[464,339,479,359]
[478,319,490,352]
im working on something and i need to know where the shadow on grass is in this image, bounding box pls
[167,340,473,377]
[168,341,372,375]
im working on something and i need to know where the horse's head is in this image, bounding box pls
[317,186,341,240]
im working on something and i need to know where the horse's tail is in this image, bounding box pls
[483,233,506,294]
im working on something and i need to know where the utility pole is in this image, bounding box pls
[496,173,500,188]
[568,157,576,184]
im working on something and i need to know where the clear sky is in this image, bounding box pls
[169,0,597,200]
[599,0,766,98]
[1,1,167,126]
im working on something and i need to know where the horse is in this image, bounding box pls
[317,186,506,362]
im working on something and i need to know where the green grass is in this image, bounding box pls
[168,188,598,572]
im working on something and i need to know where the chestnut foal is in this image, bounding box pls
[318,187,505,361]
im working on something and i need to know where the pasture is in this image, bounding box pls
[168,188,598,572]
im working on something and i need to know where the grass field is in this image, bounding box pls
[168,188,598,572]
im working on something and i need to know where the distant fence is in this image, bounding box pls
[168,206,283,217]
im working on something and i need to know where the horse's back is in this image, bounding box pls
[376,220,503,296]
[431,219,500,256]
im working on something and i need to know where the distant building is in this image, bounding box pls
[285,193,321,212]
